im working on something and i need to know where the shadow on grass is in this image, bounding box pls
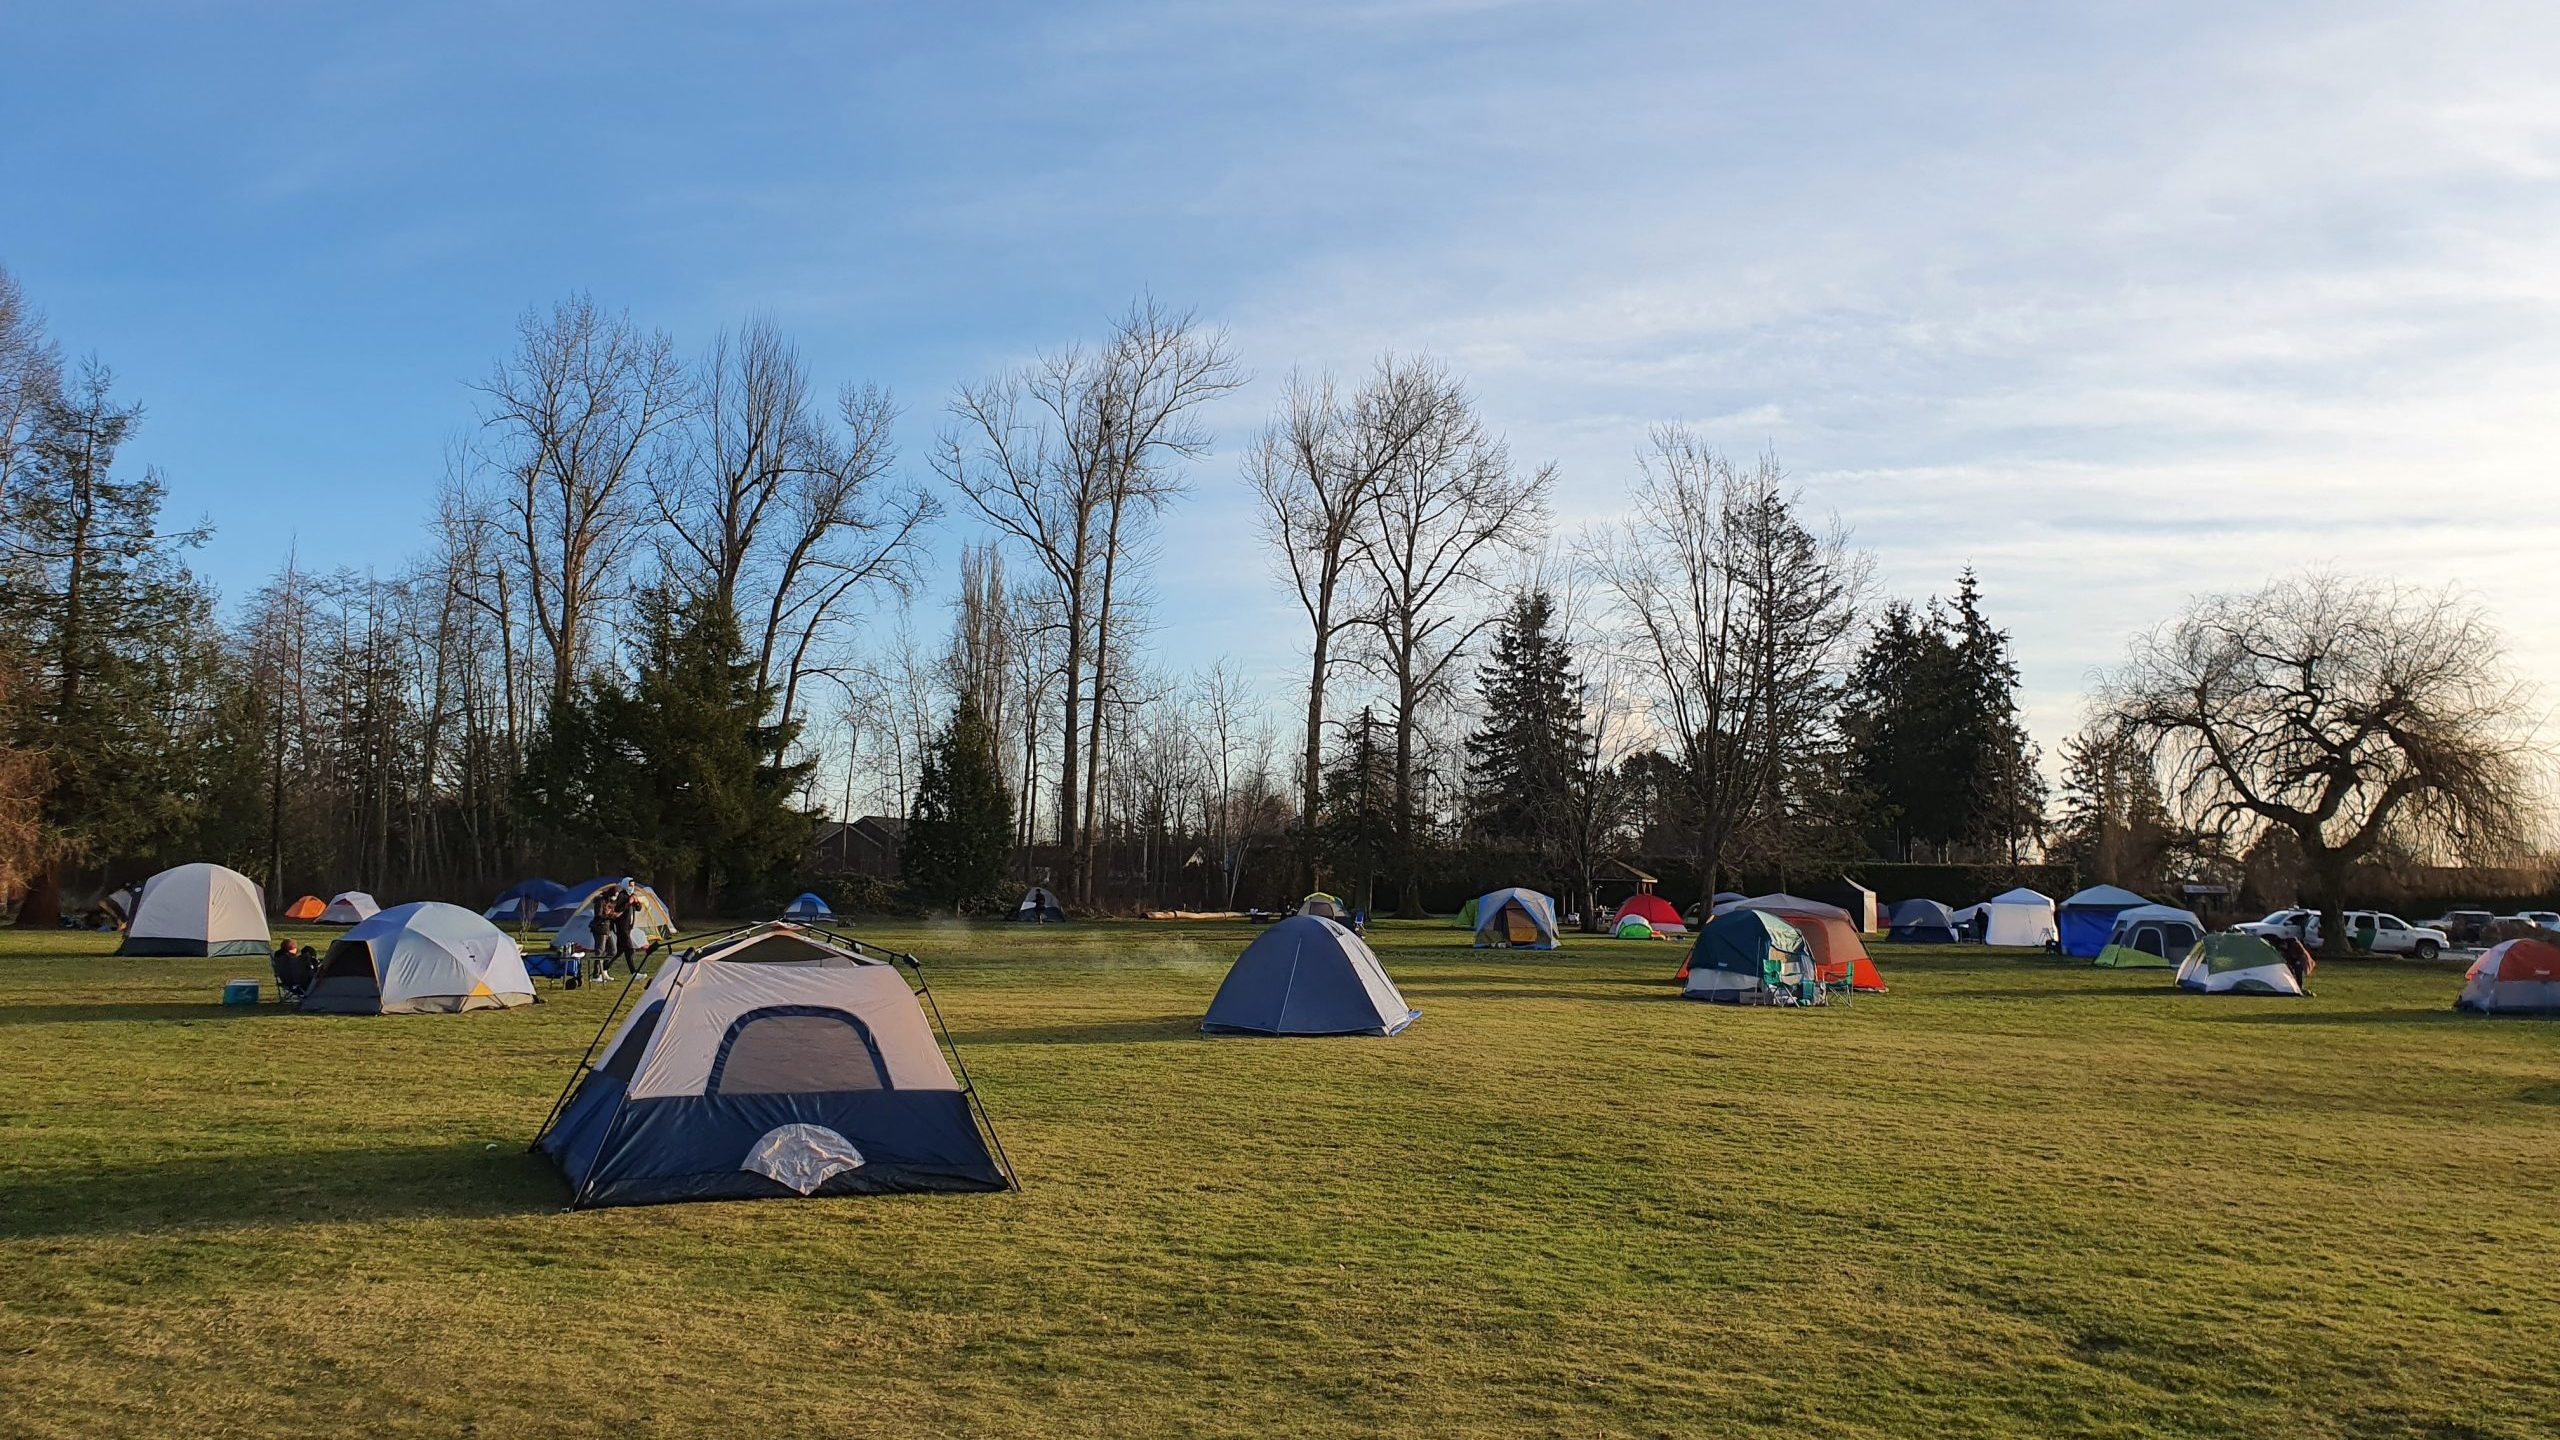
[1924,983,2174,1001]
[0,1001,305,1027]
[0,1141,562,1239]
[2187,1007,2470,1027]
[953,1014,1207,1046]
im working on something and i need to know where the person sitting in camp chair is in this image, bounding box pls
[271,939,316,1004]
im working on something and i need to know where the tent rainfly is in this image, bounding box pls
[1471,887,1560,950]
[2455,938,2560,1015]
[1008,887,1065,923]
[1614,914,1660,939]
[2176,934,2307,995]
[536,921,1012,1207]
[1203,914,1417,1036]
[550,884,678,955]
[1610,892,1685,936]
[1885,899,1960,944]
[117,864,271,957]
[1683,909,1821,1006]
[1299,892,1348,921]
[318,891,380,925]
[1719,894,1886,991]
[485,878,567,926]
[303,902,537,1015]
[1976,888,2060,948]
[2093,905,2205,969]
[2057,885,2152,958]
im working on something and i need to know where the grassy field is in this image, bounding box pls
[1,919,2555,1438]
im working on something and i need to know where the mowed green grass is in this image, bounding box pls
[2,920,2556,1438]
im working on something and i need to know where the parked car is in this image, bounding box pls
[2499,910,2560,931]
[2233,909,2447,959]
[2422,909,2497,945]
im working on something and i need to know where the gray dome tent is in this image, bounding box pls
[1008,886,1066,923]
[1203,915,1417,1036]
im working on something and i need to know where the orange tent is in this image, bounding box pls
[1721,894,1887,992]
[284,895,325,921]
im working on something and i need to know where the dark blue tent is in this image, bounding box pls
[1886,898,1961,944]
[535,923,1010,1208]
[536,876,619,929]
[1202,915,1417,1036]
[783,892,832,918]
[2058,885,2150,958]
[1681,909,1816,1005]
[484,878,567,926]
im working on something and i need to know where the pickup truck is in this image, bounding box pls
[2233,909,2448,959]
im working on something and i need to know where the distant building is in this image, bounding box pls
[808,816,906,877]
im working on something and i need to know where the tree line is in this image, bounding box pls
[2,262,2542,938]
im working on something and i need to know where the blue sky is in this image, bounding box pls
[7,1,2559,751]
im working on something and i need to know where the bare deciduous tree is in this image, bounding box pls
[1249,355,1455,892]
[2103,571,2541,955]
[0,264,62,510]
[476,294,688,703]
[1346,365,1549,916]
[937,299,1240,902]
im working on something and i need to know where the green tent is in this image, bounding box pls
[1454,896,1479,929]
[1614,915,1657,939]
[2175,933,2306,995]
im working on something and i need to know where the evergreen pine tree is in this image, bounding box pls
[1318,707,1398,913]
[1,361,216,925]
[521,590,811,913]
[1463,589,1586,860]
[903,692,1014,910]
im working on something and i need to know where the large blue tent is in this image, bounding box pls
[2058,885,2151,958]
[536,877,619,929]
[1203,915,1417,1036]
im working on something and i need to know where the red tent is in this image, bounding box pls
[1611,892,1685,934]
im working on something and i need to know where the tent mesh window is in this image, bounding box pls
[599,1001,665,1082]
[317,941,374,981]
[710,1008,889,1095]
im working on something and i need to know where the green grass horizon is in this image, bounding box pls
[2,920,2554,1437]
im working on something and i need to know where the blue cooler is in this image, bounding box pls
[222,979,261,1006]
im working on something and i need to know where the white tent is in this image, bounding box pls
[303,902,536,1014]
[318,891,380,924]
[116,863,270,957]
[551,883,678,954]
[1978,888,2059,947]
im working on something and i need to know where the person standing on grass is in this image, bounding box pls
[611,879,641,972]
[588,888,617,981]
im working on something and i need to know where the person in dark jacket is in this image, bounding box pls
[588,890,617,981]
[610,880,641,973]
[271,939,315,1002]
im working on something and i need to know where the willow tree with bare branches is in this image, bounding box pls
[2102,572,2541,955]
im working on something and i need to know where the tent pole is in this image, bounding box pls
[900,953,1021,1192]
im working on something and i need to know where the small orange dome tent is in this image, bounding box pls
[285,895,325,921]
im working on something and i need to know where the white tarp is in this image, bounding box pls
[741,1123,868,1194]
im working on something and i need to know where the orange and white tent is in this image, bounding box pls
[1720,894,1886,992]
[2456,937,2560,1016]
[1610,892,1685,936]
